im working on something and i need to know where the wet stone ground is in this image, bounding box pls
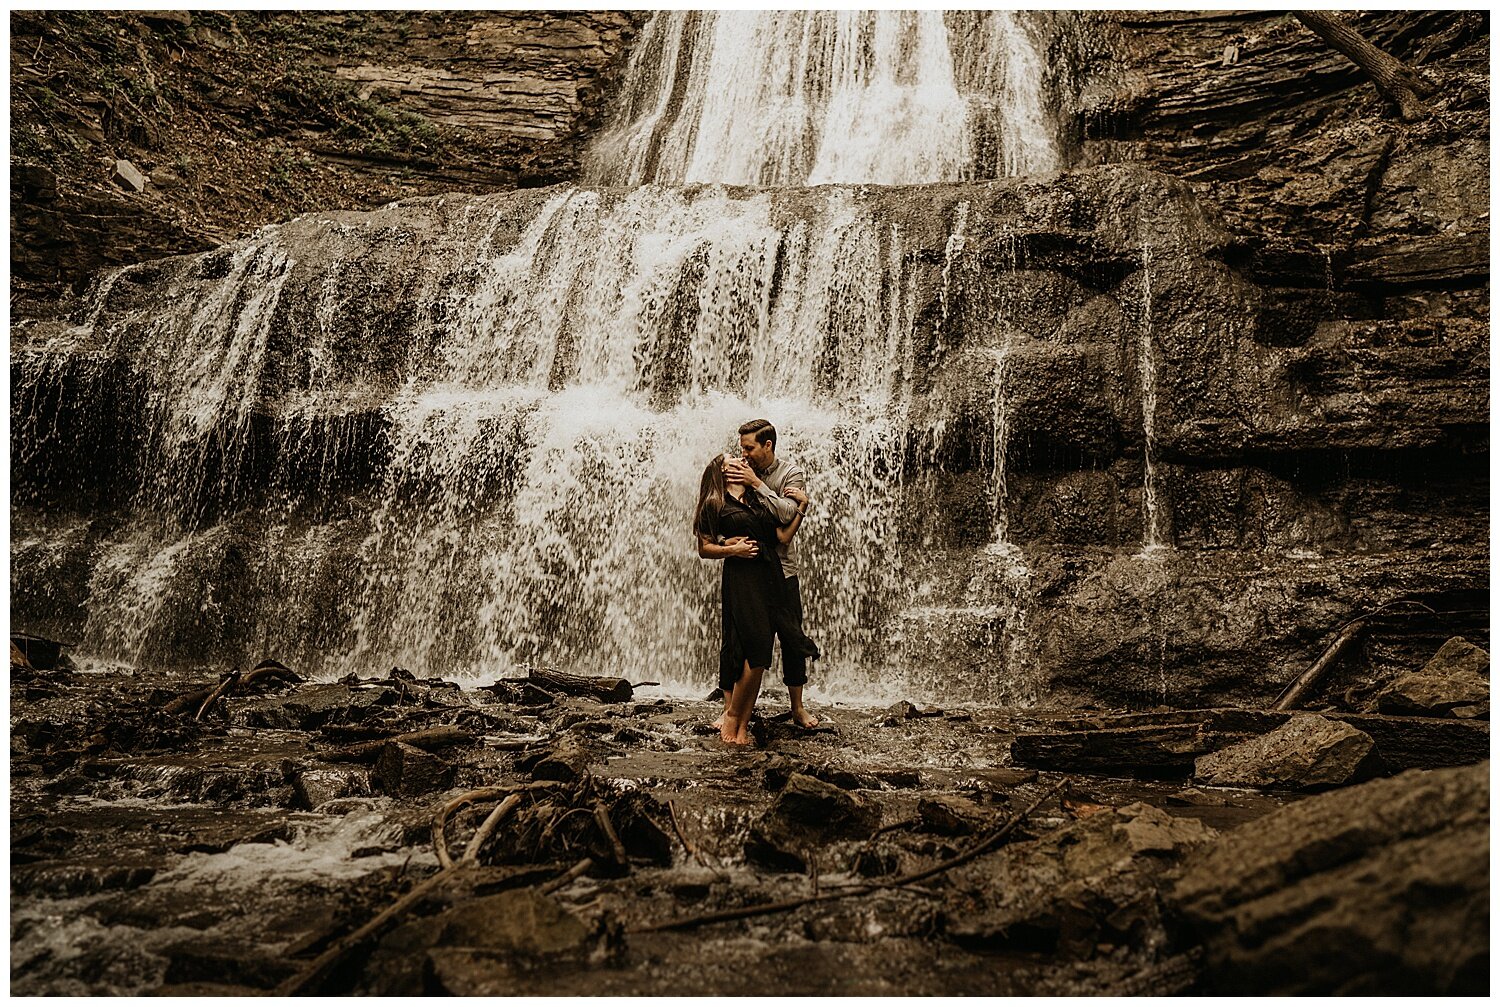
[9,662,1486,995]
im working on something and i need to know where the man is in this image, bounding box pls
[722,418,819,729]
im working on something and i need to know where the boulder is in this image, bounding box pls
[745,773,881,872]
[368,889,595,995]
[287,764,372,809]
[1374,637,1489,719]
[112,159,147,193]
[1169,762,1489,994]
[1193,715,1379,790]
[944,801,1216,954]
[917,795,989,836]
[373,741,453,797]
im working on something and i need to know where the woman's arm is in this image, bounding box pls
[698,534,759,559]
[775,487,810,545]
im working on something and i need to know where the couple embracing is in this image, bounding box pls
[693,419,821,745]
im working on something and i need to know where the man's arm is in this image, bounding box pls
[753,463,806,525]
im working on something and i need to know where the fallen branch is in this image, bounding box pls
[1274,619,1367,711]
[323,725,473,763]
[461,793,523,864]
[195,669,240,721]
[630,778,1068,933]
[276,865,471,995]
[1294,11,1438,122]
[540,857,594,894]
[593,801,628,869]
[431,784,556,870]
[527,668,633,704]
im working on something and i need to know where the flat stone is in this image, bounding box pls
[946,802,1216,953]
[1194,715,1378,791]
[745,773,882,872]
[1170,763,1488,994]
[1375,636,1489,718]
[112,159,147,192]
[917,795,988,836]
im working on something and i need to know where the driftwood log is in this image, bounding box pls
[320,725,473,763]
[1274,619,1367,711]
[525,669,633,704]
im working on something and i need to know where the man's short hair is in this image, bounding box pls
[738,418,776,449]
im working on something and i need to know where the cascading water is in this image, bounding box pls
[1137,240,1166,554]
[587,10,1060,187]
[12,11,1084,706]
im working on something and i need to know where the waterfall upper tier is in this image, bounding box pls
[586,11,1064,187]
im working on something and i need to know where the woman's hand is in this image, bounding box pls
[785,487,809,510]
[725,536,759,558]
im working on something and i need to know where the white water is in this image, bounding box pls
[589,10,1059,186]
[13,13,1077,705]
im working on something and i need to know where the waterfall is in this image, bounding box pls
[588,11,1060,186]
[12,12,1082,705]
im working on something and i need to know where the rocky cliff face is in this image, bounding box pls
[10,10,640,297]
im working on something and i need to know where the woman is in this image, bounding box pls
[694,453,818,745]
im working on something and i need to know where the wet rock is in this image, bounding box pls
[162,940,297,989]
[745,773,881,872]
[1193,715,1379,791]
[762,756,875,792]
[1011,724,1238,778]
[918,795,989,836]
[946,802,1216,954]
[233,683,377,730]
[368,889,596,994]
[524,737,597,783]
[1170,763,1488,994]
[1374,637,1489,719]
[877,700,944,725]
[373,741,454,797]
[874,768,924,789]
[287,763,373,809]
[11,857,161,898]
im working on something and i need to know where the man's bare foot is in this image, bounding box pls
[711,714,726,731]
[792,708,820,729]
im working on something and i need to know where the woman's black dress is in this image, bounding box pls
[716,492,820,692]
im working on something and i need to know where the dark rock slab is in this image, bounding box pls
[162,940,299,989]
[917,795,989,836]
[1169,762,1489,994]
[945,801,1216,954]
[373,741,454,797]
[1193,714,1380,791]
[746,773,882,872]
[1009,724,1248,778]
[368,889,595,995]
[11,856,162,898]
[525,737,597,783]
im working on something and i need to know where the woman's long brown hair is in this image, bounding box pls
[694,452,726,540]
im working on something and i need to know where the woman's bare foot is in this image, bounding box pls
[792,708,820,729]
